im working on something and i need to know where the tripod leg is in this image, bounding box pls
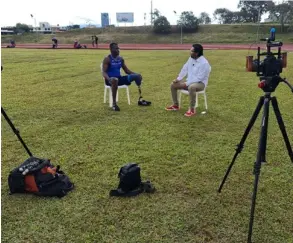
[248,95,270,243]
[218,96,264,193]
[1,107,33,157]
[271,97,293,163]
[260,97,270,164]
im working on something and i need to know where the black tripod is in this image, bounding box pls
[218,81,293,243]
[1,107,33,157]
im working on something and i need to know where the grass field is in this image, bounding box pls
[1,48,293,243]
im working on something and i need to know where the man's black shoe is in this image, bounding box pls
[112,104,120,111]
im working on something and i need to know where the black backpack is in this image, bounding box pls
[1,107,74,198]
[8,156,74,198]
[110,163,155,197]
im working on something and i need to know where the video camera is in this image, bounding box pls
[246,28,288,93]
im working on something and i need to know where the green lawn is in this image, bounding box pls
[1,49,293,243]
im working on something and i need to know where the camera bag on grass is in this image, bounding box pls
[8,156,74,198]
[109,163,155,197]
[1,107,74,198]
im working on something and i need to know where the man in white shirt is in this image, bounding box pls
[165,44,211,117]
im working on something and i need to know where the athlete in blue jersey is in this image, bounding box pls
[102,42,143,111]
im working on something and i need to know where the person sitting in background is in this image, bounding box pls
[52,37,58,48]
[74,39,87,49]
[165,44,211,117]
[7,40,16,48]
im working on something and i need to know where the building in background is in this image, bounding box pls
[101,13,109,27]
[32,22,52,33]
[1,26,14,35]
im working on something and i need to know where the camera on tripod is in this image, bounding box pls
[246,28,288,92]
[221,27,293,243]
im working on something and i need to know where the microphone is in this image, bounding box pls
[270,27,276,41]
[260,27,276,43]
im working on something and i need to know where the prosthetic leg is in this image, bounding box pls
[137,85,151,106]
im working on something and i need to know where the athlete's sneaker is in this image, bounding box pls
[184,109,196,117]
[112,104,120,111]
[165,105,180,111]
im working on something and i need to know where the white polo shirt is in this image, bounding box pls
[177,56,211,86]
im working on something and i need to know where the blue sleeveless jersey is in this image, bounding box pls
[107,55,122,78]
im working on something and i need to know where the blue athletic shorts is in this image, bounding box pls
[106,74,142,86]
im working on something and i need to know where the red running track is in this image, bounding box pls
[2,43,293,51]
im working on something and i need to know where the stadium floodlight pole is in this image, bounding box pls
[30,14,39,43]
[151,0,153,25]
[173,11,183,44]
[256,7,261,41]
[250,5,262,43]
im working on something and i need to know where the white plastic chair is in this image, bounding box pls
[178,88,208,110]
[100,63,130,107]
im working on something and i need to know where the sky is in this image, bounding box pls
[0,0,277,27]
[0,0,240,27]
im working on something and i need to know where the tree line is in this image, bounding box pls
[7,1,293,35]
[153,0,293,34]
[7,23,81,34]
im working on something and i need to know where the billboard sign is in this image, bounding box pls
[101,13,109,27]
[116,12,134,23]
